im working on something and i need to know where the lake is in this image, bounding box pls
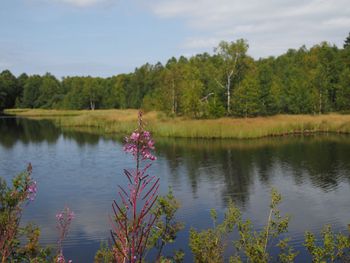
[1,116,350,262]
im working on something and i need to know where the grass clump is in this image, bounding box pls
[5,109,350,139]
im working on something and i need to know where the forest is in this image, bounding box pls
[1,33,350,118]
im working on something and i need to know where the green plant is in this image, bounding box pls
[189,201,240,263]
[110,111,159,262]
[148,187,184,262]
[233,188,297,263]
[189,189,298,263]
[96,187,184,262]
[94,242,115,263]
[304,225,350,262]
[0,164,54,263]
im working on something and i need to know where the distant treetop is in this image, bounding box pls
[344,32,350,48]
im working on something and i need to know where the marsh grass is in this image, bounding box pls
[5,109,350,139]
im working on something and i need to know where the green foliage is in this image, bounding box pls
[205,94,226,118]
[0,166,54,263]
[215,39,250,115]
[0,70,19,110]
[257,59,281,115]
[22,75,42,108]
[103,75,127,109]
[180,78,204,118]
[36,73,61,108]
[149,188,184,262]
[189,189,298,263]
[61,77,86,109]
[2,33,350,118]
[189,188,350,262]
[233,188,295,263]
[344,32,350,49]
[336,68,350,111]
[304,225,350,262]
[232,71,261,117]
[189,201,240,263]
[94,242,114,263]
[277,238,299,263]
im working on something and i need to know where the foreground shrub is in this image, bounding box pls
[305,225,350,262]
[0,164,54,262]
[190,188,348,262]
[148,188,184,262]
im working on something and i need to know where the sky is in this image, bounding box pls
[0,0,349,77]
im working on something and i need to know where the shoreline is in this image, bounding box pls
[5,109,350,139]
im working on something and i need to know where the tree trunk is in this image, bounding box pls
[226,71,233,115]
[227,78,231,114]
[172,78,176,114]
[319,90,322,115]
[90,99,95,111]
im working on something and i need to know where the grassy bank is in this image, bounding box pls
[5,109,350,139]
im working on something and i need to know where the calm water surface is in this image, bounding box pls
[0,117,350,262]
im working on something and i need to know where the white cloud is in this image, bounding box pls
[323,17,350,28]
[182,37,221,49]
[55,0,111,7]
[146,0,350,57]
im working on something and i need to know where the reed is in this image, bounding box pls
[5,109,350,139]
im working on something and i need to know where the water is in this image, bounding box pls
[1,117,350,262]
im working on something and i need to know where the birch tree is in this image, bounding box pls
[215,39,249,115]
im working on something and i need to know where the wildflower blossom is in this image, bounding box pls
[56,207,74,263]
[27,180,37,201]
[57,254,65,263]
[56,253,73,263]
[111,111,160,263]
[124,129,157,161]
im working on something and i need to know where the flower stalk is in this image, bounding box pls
[111,111,159,263]
[56,206,74,263]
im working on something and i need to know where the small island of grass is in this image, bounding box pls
[5,109,350,139]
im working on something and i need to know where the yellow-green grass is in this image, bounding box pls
[5,109,350,139]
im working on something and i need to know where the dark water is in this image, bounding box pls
[1,117,350,262]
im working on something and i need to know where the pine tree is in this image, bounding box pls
[344,32,350,48]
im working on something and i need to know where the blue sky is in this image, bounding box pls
[0,0,349,77]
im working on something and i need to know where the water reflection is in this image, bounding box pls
[0,117,100,147]
[156,136,350,206]
[1,117,350,262]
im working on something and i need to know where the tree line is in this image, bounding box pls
[1,33,350,118]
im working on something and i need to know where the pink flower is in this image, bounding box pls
[56,254,73,263]
[57,255,65,263]
[130,132,140,141]
[56,213,63,220]
[56,207,74,225]
[68,211,75,221]
[27,180,37,201]
[147,139,155,149]
[124,130,156,161]
[143,131,150,139]
[123,144,138,157]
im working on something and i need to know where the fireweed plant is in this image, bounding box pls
[110,111,160,263]
[0,164,37,262]
[0,164,75,263]
[56,206,75,263]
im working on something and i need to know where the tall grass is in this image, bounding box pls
[5,109,350,139]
